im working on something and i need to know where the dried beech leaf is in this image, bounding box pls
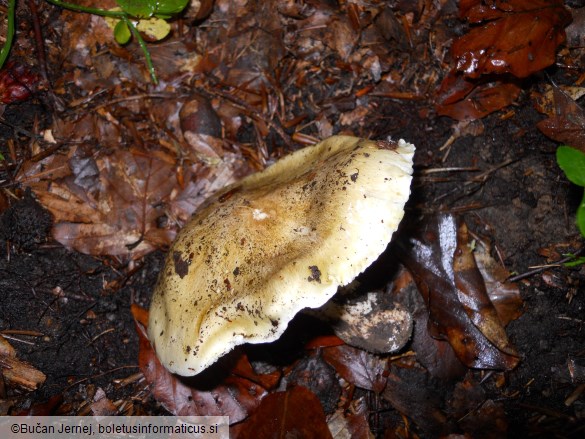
[36,150,177,258]
[132,307,267,423]
[22,144,240,259]
[453,0,571,79]
[235,386,333,439]
[322,345,387,393]
[396,214,519,370]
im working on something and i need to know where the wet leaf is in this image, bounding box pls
[132,306,268,423]
[154,0,190,18]
[393,272,468,380]
[235,386,333,439]
[231,353,281,391]
[453,0,571,79]
[322,345,387,393]
[396,214,520,370]
[435,73,521,121]
[537,85,585,151]
[556,146,585,236]
[0,61,41,104]
[117,0,156,18]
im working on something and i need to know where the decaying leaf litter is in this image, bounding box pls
[0,0,584,437]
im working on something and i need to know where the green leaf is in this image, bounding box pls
[0,152,5,161]
[563,255,585,267]
[577,191,585,237]
[114,20,132,45]
[557,145,585,187]
[116,0,157,18]
[154,0,190,17]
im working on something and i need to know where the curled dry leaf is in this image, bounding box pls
[234,386,333,439]
[453,0,571,79]
[131,305,269,423]
[396,214,520,370]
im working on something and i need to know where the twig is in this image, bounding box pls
[89,328,115,345]
[507,247,585,282]
[28,0,50,83]
[434,157,519,203]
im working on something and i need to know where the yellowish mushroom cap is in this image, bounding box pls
[148,135,415,376]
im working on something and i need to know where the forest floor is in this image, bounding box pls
[1,1,584,438]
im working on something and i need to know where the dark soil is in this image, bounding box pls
[1,3,584,438]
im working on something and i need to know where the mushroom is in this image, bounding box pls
[148,135,415,376]
[310,289,413,354]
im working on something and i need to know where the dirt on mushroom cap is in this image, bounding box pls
[148,135,415,376]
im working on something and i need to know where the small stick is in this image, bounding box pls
[507,247,584,282]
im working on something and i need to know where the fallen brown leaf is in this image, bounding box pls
[234,386,333,439]
[536,83,585,152]
[132,306,269,423]
[453,0,571,79]
[396,214,520,370]
[436,73,521,121]
[322,344,387,393]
